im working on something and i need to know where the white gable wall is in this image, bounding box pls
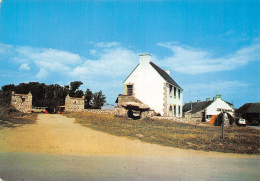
[124,59,165,115]
[205,98,234,117]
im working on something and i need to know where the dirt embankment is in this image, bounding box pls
[0,114,257,158]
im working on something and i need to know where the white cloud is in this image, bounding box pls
[94,42,120,48]
[70,47,138,79]
[0,43,12,55]
[158,42,260,74]
[0,42,138,102]
[1,41,257,104]
[19,63,30,70]
[9,46,83,79]
[183,81,248,102]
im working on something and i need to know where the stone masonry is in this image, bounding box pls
[65,94,85,112]
[11,91,32,113]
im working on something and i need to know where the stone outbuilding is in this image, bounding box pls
[11,91,32,113]
[65,94,85,112]
[115,94,153,119]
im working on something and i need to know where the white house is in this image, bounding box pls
[183,94,234,123]
[123,53,183,117]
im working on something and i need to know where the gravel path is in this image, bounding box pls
[0,114,259,180]
[0,114,257,158]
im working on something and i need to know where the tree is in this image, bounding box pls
[84,89,93,108]
[1,84,15,92]
[92,91,106,109]
[74,90,84,98]
[69,81,83,97]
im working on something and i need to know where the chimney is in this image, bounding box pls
[206,98,210,102]
[139,52,151,65]
[165,70,170,75]
[197,100,200,103]
[213,94,222,101]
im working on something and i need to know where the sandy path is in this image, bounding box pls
[0,114,257,158]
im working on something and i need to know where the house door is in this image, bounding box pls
[202,112,206,122]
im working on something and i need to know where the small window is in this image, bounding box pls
[178,106,181,116]
[169,85,172,95]
[174,106,176,116]
[127,85,133,96]
[178,89,181,99]
[174,87,176,97]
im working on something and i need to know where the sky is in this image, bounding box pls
[0,0,259,108]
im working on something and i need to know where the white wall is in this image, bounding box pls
[166,84,183,117]
[205,98,234,118]
[124,57,165,115]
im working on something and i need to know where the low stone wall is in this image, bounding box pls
[84,109,115,115]
[82,109,192,123]
[152,116,189,123]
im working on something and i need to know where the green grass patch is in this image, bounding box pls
[65,112,260,154]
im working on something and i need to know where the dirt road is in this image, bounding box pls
[0,114,258,158]
[0,114,259,180]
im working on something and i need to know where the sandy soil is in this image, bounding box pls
[0,114,258,158]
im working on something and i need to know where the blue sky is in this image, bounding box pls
[0,0,259,108]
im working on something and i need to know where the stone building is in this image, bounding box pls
[65,94,85,112]
[121,53,183,117]
[183,94,234,123]
[11,91,32,113]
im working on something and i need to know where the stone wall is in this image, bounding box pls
[65,94,85,112]
[11,91,32,113]
[152,116,188,123]
[84,109,115,115]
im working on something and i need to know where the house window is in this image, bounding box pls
[178,106,181,116]
[127,85,133,96]
[178,89,181,99]
[169,106,173,117]
[174,87,176,98]
[174,106,176,116]
[206,115,212,119]
[169,85,172,96]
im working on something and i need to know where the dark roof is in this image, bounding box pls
[149,62,182,89]
[237,103,260,114]
[183,101,213,114]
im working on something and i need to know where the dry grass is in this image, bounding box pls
[0,106,37,128]
[65,112,260,154]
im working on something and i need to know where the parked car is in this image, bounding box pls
[235,117,246,126]
[31,107,45,113]
[58,106,65,114]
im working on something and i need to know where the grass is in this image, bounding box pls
[65,112,260,154]
[0,106,37,128]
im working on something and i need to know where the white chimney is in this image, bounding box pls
[139,52,151,65]
[165,70,170,75]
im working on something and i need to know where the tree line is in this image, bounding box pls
[0,81,106,112]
